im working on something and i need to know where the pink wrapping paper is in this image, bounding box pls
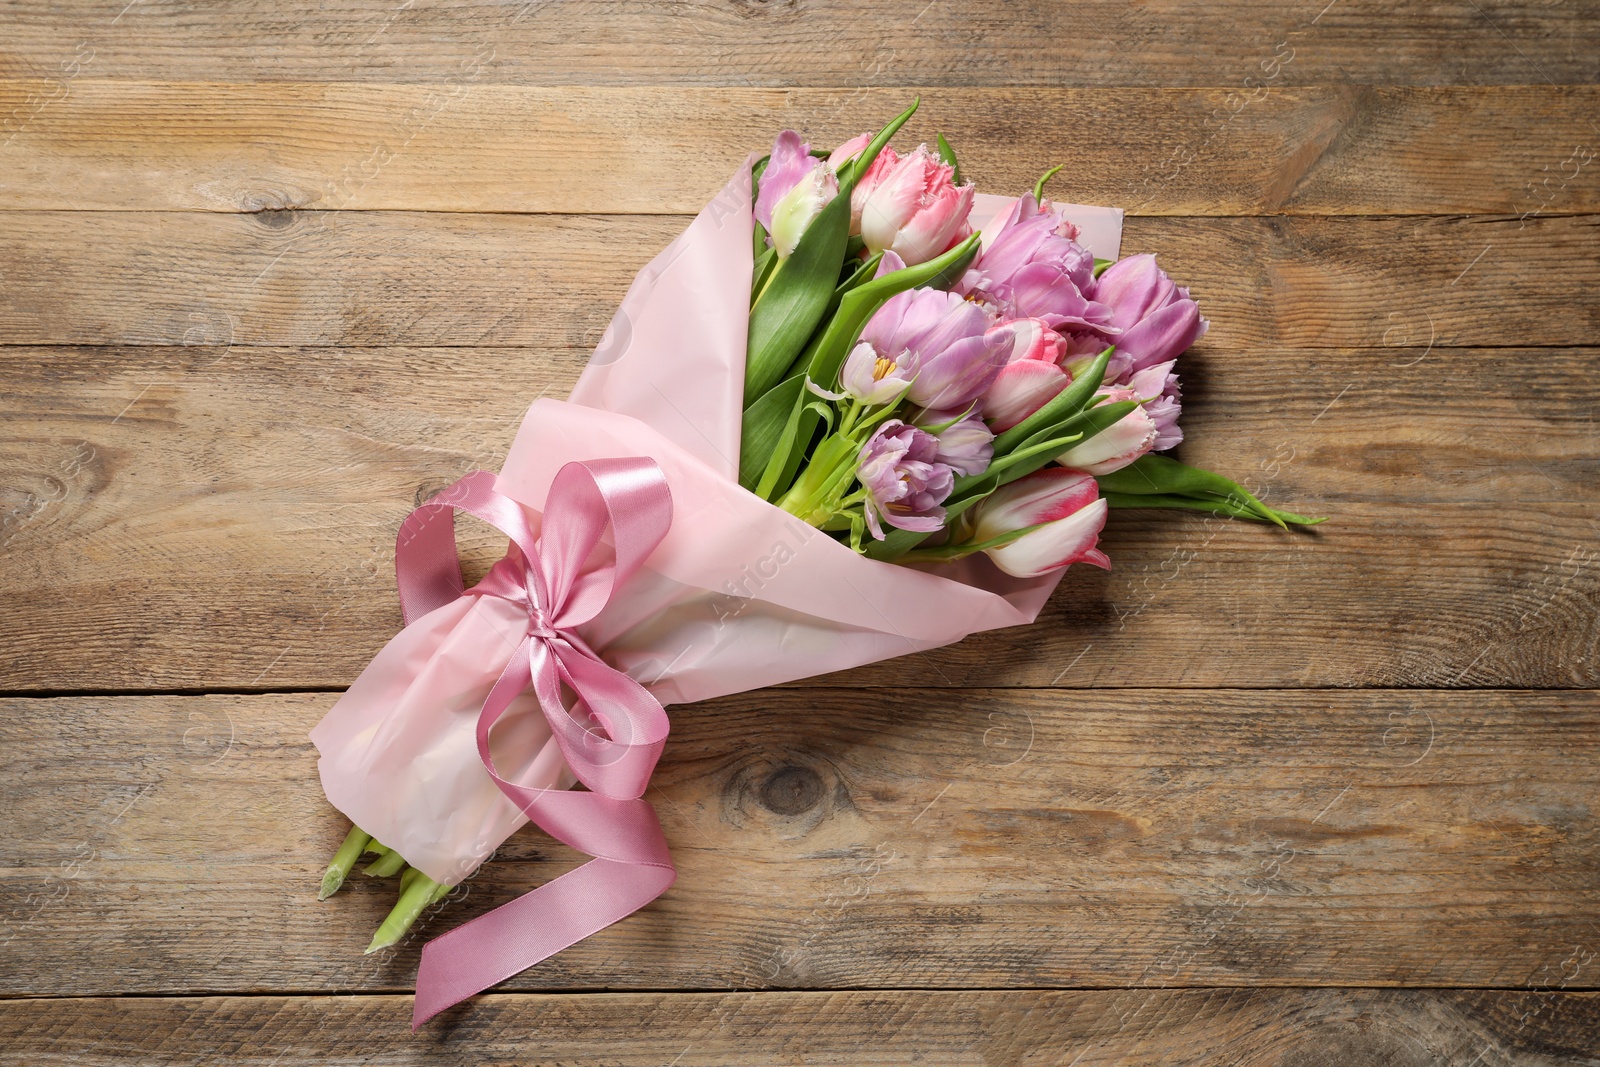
[311,161,1123,887]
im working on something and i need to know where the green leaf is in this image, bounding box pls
[1095,454,1326,528]
[838,250,883,292]
[992,347,1112,456]
[1101,491,1325,526]
[935,133,962,185]
[751,244,778,302]
[1032,163,1064,203]
[969,399,1135,497]
[738,374,807,490]
[1093,257,1113,279]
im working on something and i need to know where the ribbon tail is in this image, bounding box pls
[412,849,675,1027]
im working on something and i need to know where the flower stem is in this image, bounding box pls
[365,867,447,953]
[318,825,372,901]
[363,844,407,878]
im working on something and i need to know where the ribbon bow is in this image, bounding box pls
[393,461,676,1027]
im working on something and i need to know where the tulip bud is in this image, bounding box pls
[769,165,839,258]
[924,412,994,477]
[826,132,873,172]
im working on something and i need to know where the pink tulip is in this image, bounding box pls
[958,194,1114,332]
[1054,387,1159,475]
[968,468,1110,577]
[1091,254,1208,373]
[981,317,1071,432]
[984,360,1070,432]
[852,145,975,266]
[827,132,873,171]
[755,130,839,259]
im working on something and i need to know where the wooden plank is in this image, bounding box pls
[1,0,1596,87]
[4,342,1597,692]
[1,690,1595,995]
[3,989,1599,1065]
[4,84,1598,216]
[0,211,1595,350]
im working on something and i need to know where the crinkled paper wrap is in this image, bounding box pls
[311,161,1123,884]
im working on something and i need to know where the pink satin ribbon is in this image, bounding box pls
[393,462,676,1027]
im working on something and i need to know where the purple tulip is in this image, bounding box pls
[958,194,1115,332]
[755,130,839,258]
[1091,254,1208,373]
[1126,359,1183,450]
[922,411,994,477]
[856,420,956,539]
[858,289,1011,411]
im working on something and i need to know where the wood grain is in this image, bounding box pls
[5,342,1597,692]
[2,0,1596,87]
[0,211,1595,350]
[4,83,1598,216]
[3,990,1599,1065]
[2,690,1596,996]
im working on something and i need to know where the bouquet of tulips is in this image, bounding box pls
[310,100,1317,1025]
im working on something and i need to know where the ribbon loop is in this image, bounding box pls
[389,462,678,1027]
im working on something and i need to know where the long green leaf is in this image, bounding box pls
[838,99,920,189]
[1095,453,1326,528]
[1101,490,1325,526]
[738,374,807,490]
[1032,163,1064,203]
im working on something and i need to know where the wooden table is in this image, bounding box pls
[3,2,1598,1062]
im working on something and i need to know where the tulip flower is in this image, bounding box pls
[858,289,1010,411]
[1126,359,1183,450]
[755,130,840,259]
[818,340,914,406]
[857,420,957,539]
[827,132,873,171]
[958,194,1115,332]
[1091,254,1208,373]
[925,412,994,477]
[1053,386,1160,475]
[967,468,1110,577]
[981,317,1072,432]
[852,145,976,265]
